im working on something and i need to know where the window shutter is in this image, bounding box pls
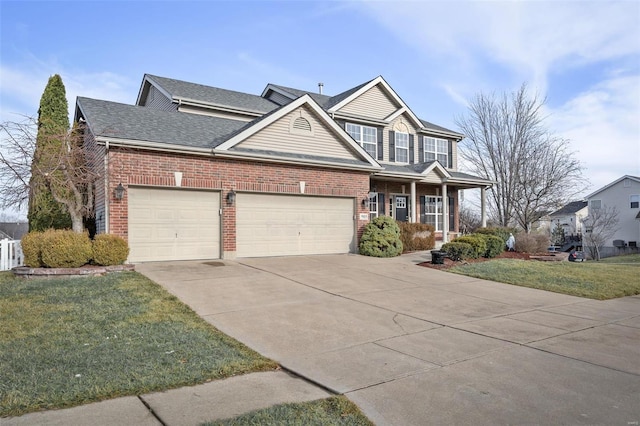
[409,135,414,164]
[377,128,384,161]
[448,140,453,168]
[420,196,426,224]
[418,136,424,163]
[378,193,385,215]
[449,196,455,231]
[389,131,395,162]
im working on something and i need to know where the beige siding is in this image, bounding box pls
[237,105,356,159]
[339,85,399,120]
[451,141,458,170]
[381,114,418,163]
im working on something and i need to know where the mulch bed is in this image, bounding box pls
[419,251,533,271]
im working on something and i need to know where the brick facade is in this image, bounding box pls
[104,148,371,258]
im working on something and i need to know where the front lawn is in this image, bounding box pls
[449,259,640,300]
[598,253,640,263]
[0,271,277,417]
[204,396,373,426]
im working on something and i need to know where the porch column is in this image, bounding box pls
[410,181,417,223]
[442,181,449,243]
[481,186,487,227]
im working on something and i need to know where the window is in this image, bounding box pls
[395,132,409,163]
[590,200,601,210]
[631,195,640,209]
[424,196,444,231]
[369,193,378,220]
[346,123,377,158]
[424,137,448,165]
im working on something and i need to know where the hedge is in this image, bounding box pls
[441,241,474,261]
[399,222,435,252]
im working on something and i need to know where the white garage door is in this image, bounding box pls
[128,187,220,262]
[237,193,355,257]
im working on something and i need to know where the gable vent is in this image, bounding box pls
[292,116,311,132]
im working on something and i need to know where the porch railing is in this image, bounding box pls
[0,239,24,271]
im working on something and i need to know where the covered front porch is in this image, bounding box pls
[367,162,494,243]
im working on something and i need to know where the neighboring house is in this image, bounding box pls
[549,201,588,237]
[75,74,493,262]
[584,175,640,257]
[0,222,29,240]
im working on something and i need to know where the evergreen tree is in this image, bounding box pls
[28,74,72,231]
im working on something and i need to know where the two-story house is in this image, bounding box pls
[584,175,640,257]
[75,74,493,262]
[549,201,588,248]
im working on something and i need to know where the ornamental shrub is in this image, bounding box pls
[515,232,550,253]
[21,231,44,267]
[40,229,92,268]
[441,241,474,261]
[476,233,504,258]
[92,234,130,266]
[359,216,403,258]
[475,227,516,247]
[399,222,435,252]
[452,235,486,259]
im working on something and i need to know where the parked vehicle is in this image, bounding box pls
[569,250,585,262]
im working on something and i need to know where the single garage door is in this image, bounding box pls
[128,187,220,262]
[236,193,355,257]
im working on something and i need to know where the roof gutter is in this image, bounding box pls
[212,150,382,172]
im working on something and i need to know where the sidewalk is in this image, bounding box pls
[2,371,331,426]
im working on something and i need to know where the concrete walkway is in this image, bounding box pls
[5,252,640,425]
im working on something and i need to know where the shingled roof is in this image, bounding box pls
[145,75,279,114]
[550,201,588,216]
[77,97,248,149]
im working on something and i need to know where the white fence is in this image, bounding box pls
[0,239,24,271]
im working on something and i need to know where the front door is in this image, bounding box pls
[395,195,408,222]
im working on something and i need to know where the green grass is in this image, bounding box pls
[203,396,374,426]
[449,259,640,300]
[598,253,640,263]
[0,271,277,417]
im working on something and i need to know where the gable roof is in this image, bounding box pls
[214,94,381,170]
[584,175,640,199]
[77,97,247,151]
[550,201,588,216]
[139,74,279,115]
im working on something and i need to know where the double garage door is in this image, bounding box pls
[128,188,354,262]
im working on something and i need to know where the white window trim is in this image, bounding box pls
[346,122,377,158]
[424,196,444,231]
[369,192,378,220]
[424,136,448,166]
[631,194,640,209]
[395,132,409,163]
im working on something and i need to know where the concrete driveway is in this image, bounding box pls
[137,253,640,425]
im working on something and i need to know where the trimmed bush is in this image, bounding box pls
[92,234,130,266]
[476,233,504,258]
[40,229,92,268]
[441,241,474,261]
[452,235,486,259]
[475,226,516,247]
[359,216,403,258]
[515,232,550,253]
[21,231,44,267]
[399,222,435,252]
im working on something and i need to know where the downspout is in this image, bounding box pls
[104,141,110,234]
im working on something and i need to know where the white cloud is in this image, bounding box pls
[1,62,135,123]
[548,74,640,193]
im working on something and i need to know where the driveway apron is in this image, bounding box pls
[137,254,640,425]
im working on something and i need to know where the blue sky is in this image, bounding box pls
[1,0,639,217]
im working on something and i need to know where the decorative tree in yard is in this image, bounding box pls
[28,74,72,231]
[581,206,620,261]
[0,75,98,233]
[456,84,584,233]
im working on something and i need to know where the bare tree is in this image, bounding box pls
[456,84,584,232]
[0,117,98,232]
[581,206,619,261]
[459,203,481,234]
